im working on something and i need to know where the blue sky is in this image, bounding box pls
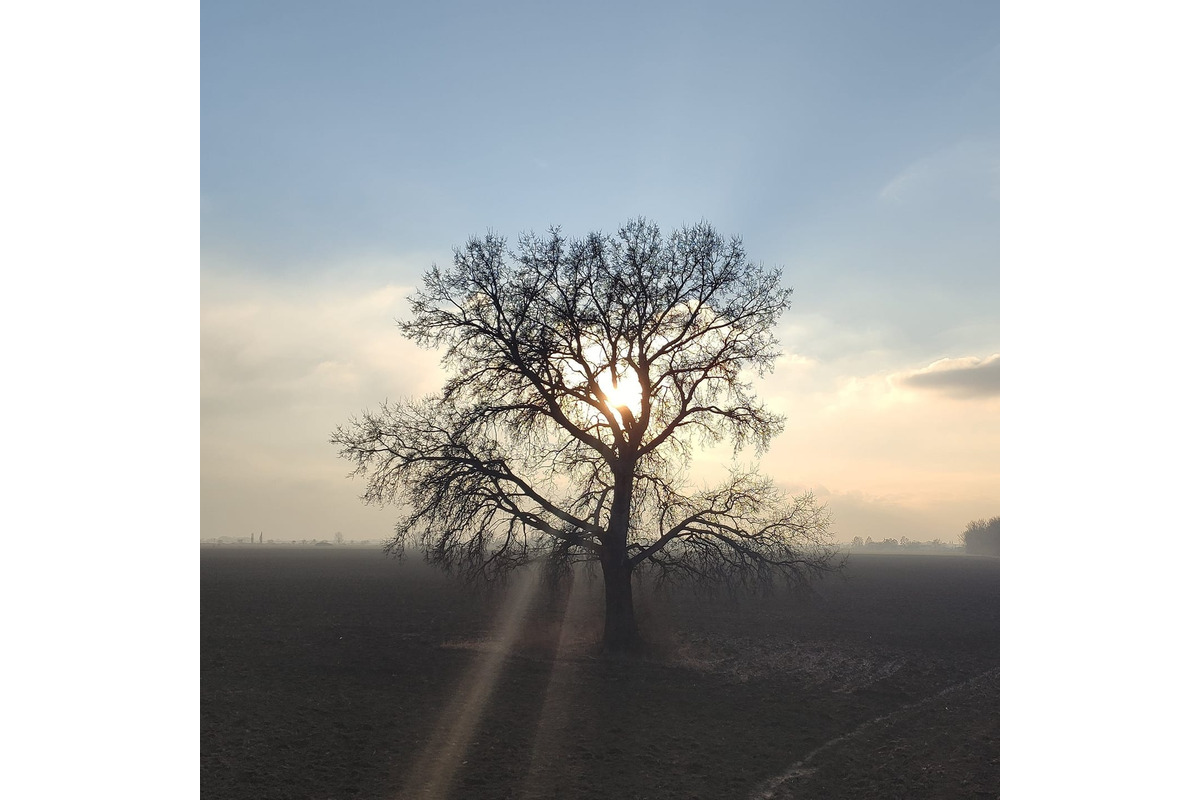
[201,0,1000,542]
[203,1,997,275]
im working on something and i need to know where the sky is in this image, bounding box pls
[201,0,1000,544]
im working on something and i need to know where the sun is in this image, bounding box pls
[599,372,642,414]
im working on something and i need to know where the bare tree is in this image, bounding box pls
[333,219,839,652]
[962,516,1000,557]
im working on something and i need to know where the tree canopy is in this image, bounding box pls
[333,219,839,650]
[962,516,1000,557]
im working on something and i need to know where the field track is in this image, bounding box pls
[750,665,1000,799]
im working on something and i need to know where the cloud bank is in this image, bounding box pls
[201,267,445,540]
[899,354,999,399]
[200,272,999,543]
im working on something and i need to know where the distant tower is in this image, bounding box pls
[259,532,263,544]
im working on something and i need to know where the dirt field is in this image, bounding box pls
[201,547,999,799]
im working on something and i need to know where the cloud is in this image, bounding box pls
[752,349,999,532]
[878,162,930,204]
[202,271,442,415]
[201,266,447,539]
[899,354,999,399]
[774,352,818,371]
[878,139,999,205]
[199,269,999,543]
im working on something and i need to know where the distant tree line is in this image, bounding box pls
[847,517,1000,557]
[961,516,1000,556]
[848,536,954,553]
[200,536,385,546]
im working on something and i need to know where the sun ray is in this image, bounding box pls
[519,565,595,795]
[399,566,542,799]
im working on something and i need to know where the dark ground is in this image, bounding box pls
[201,547,999,799]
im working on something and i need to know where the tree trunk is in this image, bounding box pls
[601,557,640,653]
[601,465,641,653]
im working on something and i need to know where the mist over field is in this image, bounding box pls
[202,546,999,798]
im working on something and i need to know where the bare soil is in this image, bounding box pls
[201,547,998,799]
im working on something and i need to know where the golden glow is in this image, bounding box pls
[573,344,643,418]
[599,371,642,414]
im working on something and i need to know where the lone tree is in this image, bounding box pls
[333,219,838,652]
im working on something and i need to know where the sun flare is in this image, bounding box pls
[600,373,642,414]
